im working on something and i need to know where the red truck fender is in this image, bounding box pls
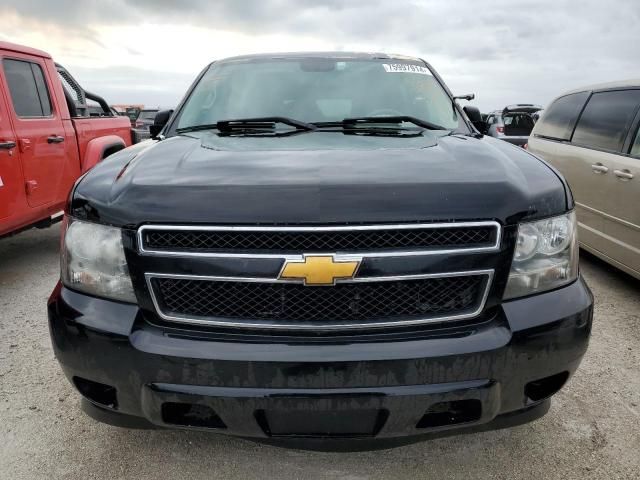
[82,135,127,173]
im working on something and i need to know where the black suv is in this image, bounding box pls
[48,53,592,449]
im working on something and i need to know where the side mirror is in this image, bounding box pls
[453,93,475,102]
[150,109,173,139]
[463,105,486,134]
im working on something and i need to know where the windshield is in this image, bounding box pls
[175,58,463,131]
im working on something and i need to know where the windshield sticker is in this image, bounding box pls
[382,63,431,75]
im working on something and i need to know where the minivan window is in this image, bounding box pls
[534,92,589,141]
[3,59,52,117]
[572,89,640,152]
[176,59,464,132]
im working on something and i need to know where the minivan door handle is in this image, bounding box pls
[0,140,16,150]
[47,135,65,144]
[591,163,609,174]
[613,169,634,180]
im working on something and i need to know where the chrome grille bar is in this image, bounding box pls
[137,221,502,259]
[144,270,494,331]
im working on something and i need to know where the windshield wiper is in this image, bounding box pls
[176,116,317,134]
[342,129,426,138]
[313,116,448,131]
[176,115,448,136]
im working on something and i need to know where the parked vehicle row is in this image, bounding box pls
[4,38,634,451]
[132,107,160,141]
[477,91,638,279]
[528,80,640,279]
[0,42,133,237]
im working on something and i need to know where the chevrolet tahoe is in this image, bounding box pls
[47,52,593,449]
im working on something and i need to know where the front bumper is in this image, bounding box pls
[48,277,592,448]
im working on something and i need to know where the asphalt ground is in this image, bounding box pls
[1,225,639,479]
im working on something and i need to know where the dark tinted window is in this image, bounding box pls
[3,59,52,117]
[503,113,535,135]
[32,64,52,116]
[139,111,157,120]
[630,125,640,157]
[572,89,640,152]
[503,113,535,128]
[534,92,589,141]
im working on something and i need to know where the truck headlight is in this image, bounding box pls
[503,211,578,300]
[61,217,136,303]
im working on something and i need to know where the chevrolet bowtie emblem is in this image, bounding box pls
[279,255,361,286]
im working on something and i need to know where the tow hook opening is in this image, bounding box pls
[161,402,227,429]
[525,371,570,402]
[416,399,482,429]
[73,377,118,409]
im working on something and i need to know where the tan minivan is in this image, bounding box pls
[528,80,640,279]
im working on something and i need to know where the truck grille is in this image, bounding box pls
[150,274,489,329]
[139,222,500,331]
[140,223,498,255]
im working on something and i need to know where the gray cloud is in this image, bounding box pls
[3,0,640,110]
[68,65,195,108]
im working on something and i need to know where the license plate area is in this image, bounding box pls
[255,396,389,438]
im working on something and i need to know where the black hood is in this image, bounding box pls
[72,131,569,227]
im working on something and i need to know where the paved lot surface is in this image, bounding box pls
[1,225,639,479]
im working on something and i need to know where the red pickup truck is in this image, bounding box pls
[0,41,133,237]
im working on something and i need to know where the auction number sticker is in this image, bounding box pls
[382,63,430,75]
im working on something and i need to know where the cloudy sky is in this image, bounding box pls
[1,0,639,111]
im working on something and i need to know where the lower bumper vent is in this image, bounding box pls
[161,402,227,429]
[73,377,118,409]
[416,399,482,428]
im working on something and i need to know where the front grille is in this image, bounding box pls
[141,224,497,254]
[151,275,488,328]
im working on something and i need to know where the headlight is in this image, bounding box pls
[503,211,578,300]
[61,217,136,303]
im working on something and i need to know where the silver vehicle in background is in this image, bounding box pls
[131,107,174,142]
[132,108,159,141]
[485,104,542,147]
